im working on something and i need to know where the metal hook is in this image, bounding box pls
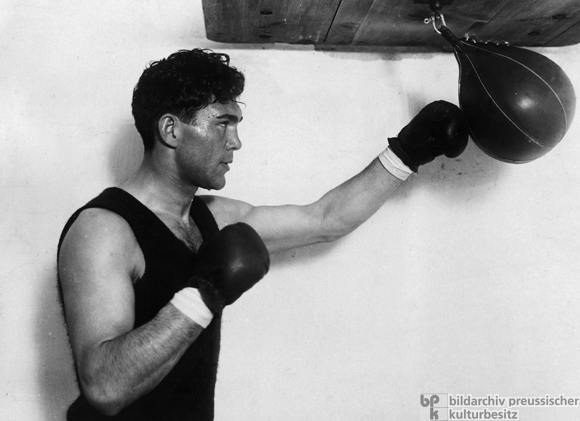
[424,10,447,35]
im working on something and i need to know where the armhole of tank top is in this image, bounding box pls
[191,197,219,241]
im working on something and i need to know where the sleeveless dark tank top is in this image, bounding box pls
[57,187,221,421]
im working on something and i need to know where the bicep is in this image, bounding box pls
[244,204,331,253]
[201,195,327,254]
[58,210,141,363]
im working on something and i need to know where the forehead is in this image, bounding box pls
[197,101,243,121]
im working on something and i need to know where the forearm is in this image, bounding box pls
[78,304,204,416]
[314,100,469,237]
[314,157,403,240]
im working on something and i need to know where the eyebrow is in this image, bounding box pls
[216,114,243,123]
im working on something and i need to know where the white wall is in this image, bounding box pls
[1,1,580,420]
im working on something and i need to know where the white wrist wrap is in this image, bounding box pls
[378,146,413,181]
[170,288,214,328]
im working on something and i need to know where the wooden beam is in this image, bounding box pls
[465,0,580,46]
[349,0,508,47]
[324,0,375,45]
[203,0,261,43]
[202,0,580,47]
[282,0,342,44]
[203,0,344,45]
[351,0,435,47]
[547,18,580,46]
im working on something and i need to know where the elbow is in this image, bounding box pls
[80,374,128,416]
[319,214,360,243]
[303,202,362,246]
[84,386,126,417]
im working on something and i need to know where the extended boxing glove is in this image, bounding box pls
[183,222,270,316]
[387,100,469,173]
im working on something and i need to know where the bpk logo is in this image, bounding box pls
[420,393,448,420]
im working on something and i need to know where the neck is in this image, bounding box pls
[121,152,198,222]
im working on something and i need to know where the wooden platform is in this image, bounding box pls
[202,0,580,49]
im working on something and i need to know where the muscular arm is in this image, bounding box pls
[202,157,402,254]
[58,209,205,416]
[204,101,469,253]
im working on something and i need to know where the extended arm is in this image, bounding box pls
[203,157,401,254]
[203,100,469,254]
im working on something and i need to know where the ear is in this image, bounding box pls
[157,114,179,149]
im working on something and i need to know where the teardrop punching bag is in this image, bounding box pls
[438,26,576,164]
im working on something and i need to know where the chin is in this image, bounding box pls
[203,178,226,191]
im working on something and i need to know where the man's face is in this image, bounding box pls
[175,101,243,190]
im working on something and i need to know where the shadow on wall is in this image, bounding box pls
[413,139,507,197]
[35,263,77,421]
[34,122,144,420]
[108,122,144,186]
[271,240,340,269]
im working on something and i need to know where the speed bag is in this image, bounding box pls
[450,38,576,163]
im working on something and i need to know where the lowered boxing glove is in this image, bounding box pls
[185,222,270,315]
[388,100,469,172]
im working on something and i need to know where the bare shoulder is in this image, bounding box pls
[198,195,254,229]
[59,207,144,281]
[58,208,145,350]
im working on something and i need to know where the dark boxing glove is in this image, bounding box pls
[184,222,270,315]
[387,100,469,173]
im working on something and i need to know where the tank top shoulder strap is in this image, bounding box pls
[58,189,220,258]
[58,187,165,256]
[190,196,219,239]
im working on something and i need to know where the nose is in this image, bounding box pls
[226,128,242,151]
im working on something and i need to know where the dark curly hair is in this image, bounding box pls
[131,49,245,151]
